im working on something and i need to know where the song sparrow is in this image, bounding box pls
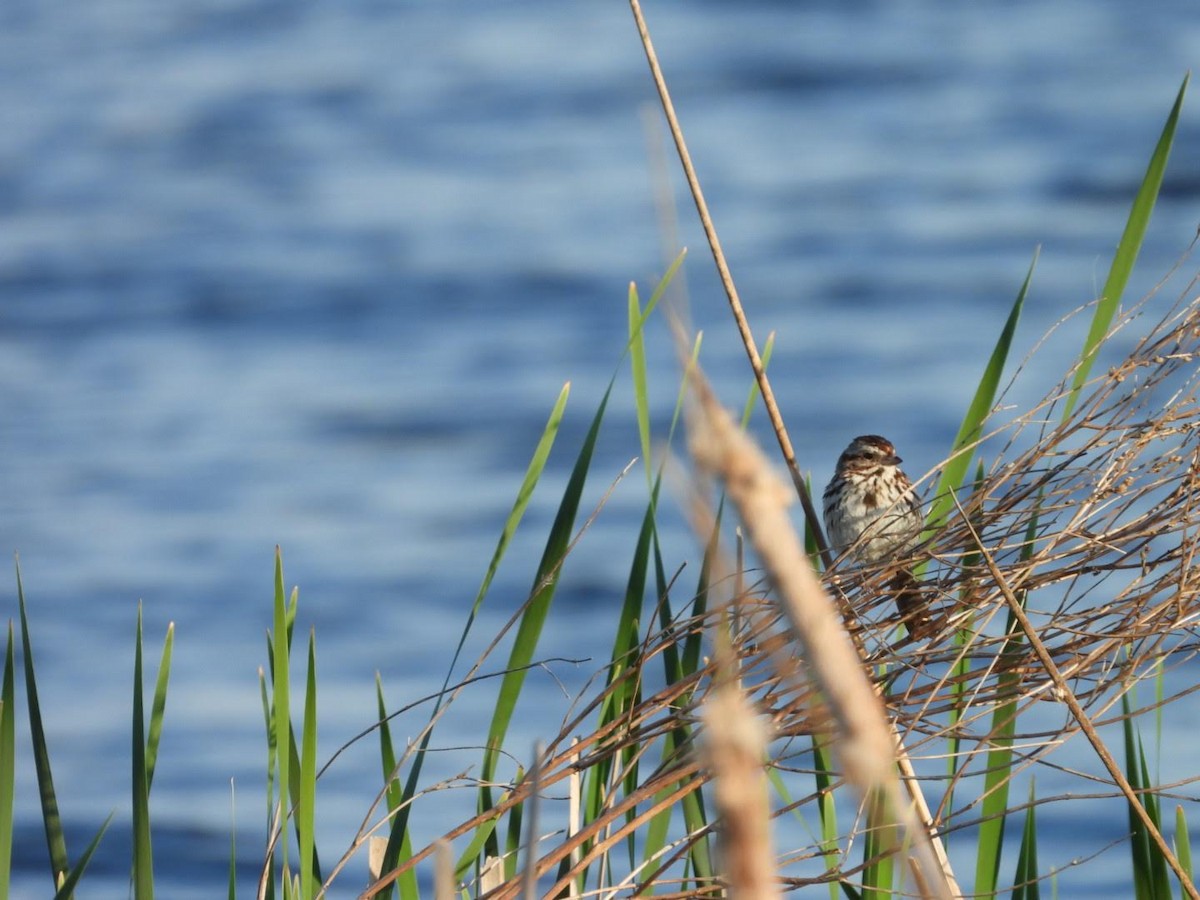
[823,435,930,636]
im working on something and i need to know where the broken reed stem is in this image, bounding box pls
[434,841,455,900]
[626,0,833,571]
[959,498,1200,900]
[687,371,958,899]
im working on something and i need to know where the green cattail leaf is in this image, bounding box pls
[131,605,154,899]
[468,382,612,872]
[16,559,72,890]
[925,249,1034,537]
[50,813,114,900]
[297,630,319,899]
[0,622,15,897]
[1011,780,1040,900]
[145,623,173,792]
[1063,73,1188,420]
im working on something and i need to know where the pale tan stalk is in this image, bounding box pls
[433,841,454,900]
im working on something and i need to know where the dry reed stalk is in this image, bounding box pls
[434,841,455,900]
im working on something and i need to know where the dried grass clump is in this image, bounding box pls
[882,287,1200,726]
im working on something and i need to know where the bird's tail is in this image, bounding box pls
[889,568,932,639]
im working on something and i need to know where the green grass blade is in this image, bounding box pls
[228,783,238,900]
[446,383,570,683]
[271,549,291,892]
[373,678,416,900]
[0,622,15,897]
[298,630,318,900]
[925,251,1033,536]
[1122,694,1171,900]
[1124,698,1151,899]
[603,502,653,714]
[1063,73,1188,420]
[740,332,774,429]
[145,622,173,792]
[1011,779,1040,900]
[640,727,688,892]
[589,499,656,872]
[975,694,1019,896]
[282,718,322,889]
[258,667,275,899]
[861,789,895,900]
[375,675,400,814]
[629,251,687,486]
[15,559,71,890]
[630,283,653,488]
[975,505,1038,896]
[50,813,114,900]
[679,784,713,887]
[387,384,570,888]
[132,604,155,899]
[503,769,524,880]
[811,735,844,900]
[452,814,502,883]
[473,383,612,861]
[1176,806,1193,882]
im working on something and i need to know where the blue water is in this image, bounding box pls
[2,0,1199,896]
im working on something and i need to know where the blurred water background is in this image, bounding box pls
[2,0,1200,896]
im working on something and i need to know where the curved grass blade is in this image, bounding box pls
[468,383,613,871]
[640,336,722,890]
[382,386,570,894]
[375,675,402,816]
[271,549,291,894]
[298,630,318,899]
[1011,780,1040,900]
[630,283,653,489]
[1177,806,1193,882]
[630,252,686,489]
[740,331,774,429]
[145,623,173,791]
[1124,694,1171,899]
[372,675,416,900]
[809,736,849,900]
[861,789,895,900]
[257,669,275,900]
[229,783,238,900]
[925,250,1033,537]
[15,559,71,891]
[132,605,155,899]
[1063,73,1188,420]
[0,622,15,896]
[50,812,114,900]
[591,503,655,862]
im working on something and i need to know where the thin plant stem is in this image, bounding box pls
[626,0,833,571]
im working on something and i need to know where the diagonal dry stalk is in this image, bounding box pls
[626,0,832,572]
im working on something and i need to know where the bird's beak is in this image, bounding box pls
[889,454,903,465]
